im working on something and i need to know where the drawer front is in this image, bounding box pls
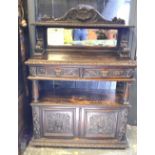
[42,107,77,138]
[29,66,79,78]
[46,67,79,78]
[29,66,134,79]
[83,69,134,78]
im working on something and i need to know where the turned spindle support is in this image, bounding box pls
[123,82,131,103]
[32,80,39,102]
[116,82,131,104]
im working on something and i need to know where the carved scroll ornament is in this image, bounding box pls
[40,5,125,24]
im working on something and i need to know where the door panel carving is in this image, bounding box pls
[42,107,77,138]
[81,108,118,138]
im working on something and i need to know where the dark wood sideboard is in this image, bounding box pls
[25,4,136,148]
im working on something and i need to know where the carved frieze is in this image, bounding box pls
[32,107,41,138]
[45,112,72,133]
[29,66,134,79]
[86,112,117,137]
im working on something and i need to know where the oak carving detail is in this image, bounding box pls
[29,66,36,76]
[40,5,125,24]
[32,107,41,138]
[30,66,134,79]
[83,69,134,78]
[86,112,117,137]
[30,66,79,78]
[46,112,72,133]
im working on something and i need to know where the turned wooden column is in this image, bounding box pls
[116,82,130,103]
[32,80,39,102]
[123,82,130,103]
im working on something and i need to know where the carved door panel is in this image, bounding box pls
[42,107,78,138]
[80,108,119,139]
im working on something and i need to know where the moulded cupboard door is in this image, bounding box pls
[80,107,119,139]
[41,107,79,138]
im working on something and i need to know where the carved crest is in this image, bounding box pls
[40,5,125,24]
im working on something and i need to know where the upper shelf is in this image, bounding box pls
[32,21,134,29]
[25,51,136,67]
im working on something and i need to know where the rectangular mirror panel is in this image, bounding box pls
[47,28,118,47]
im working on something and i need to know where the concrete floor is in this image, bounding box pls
[23,125,137,155]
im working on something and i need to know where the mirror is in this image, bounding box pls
[37,0,132,24]
[47,28,118,47]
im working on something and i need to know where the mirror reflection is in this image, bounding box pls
[47,28,117,47]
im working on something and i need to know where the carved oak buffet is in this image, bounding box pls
[25,2,136,149]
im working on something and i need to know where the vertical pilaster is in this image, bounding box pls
[32,106,41,139]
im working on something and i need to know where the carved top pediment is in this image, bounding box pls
[39,5,125,25]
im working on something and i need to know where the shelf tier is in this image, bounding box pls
[25,52,136,67]
[26,52,136,82]
[31,89,129,107]
[28,76,134,82]
[32,21,134,29]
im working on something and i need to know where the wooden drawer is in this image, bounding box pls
[29,66,79,78]
[83,68,134,78]
[29,66,134,79]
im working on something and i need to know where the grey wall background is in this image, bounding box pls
[26,0,137,125]
[128,0,137,125]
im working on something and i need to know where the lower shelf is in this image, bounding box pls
[29,137,128,149]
